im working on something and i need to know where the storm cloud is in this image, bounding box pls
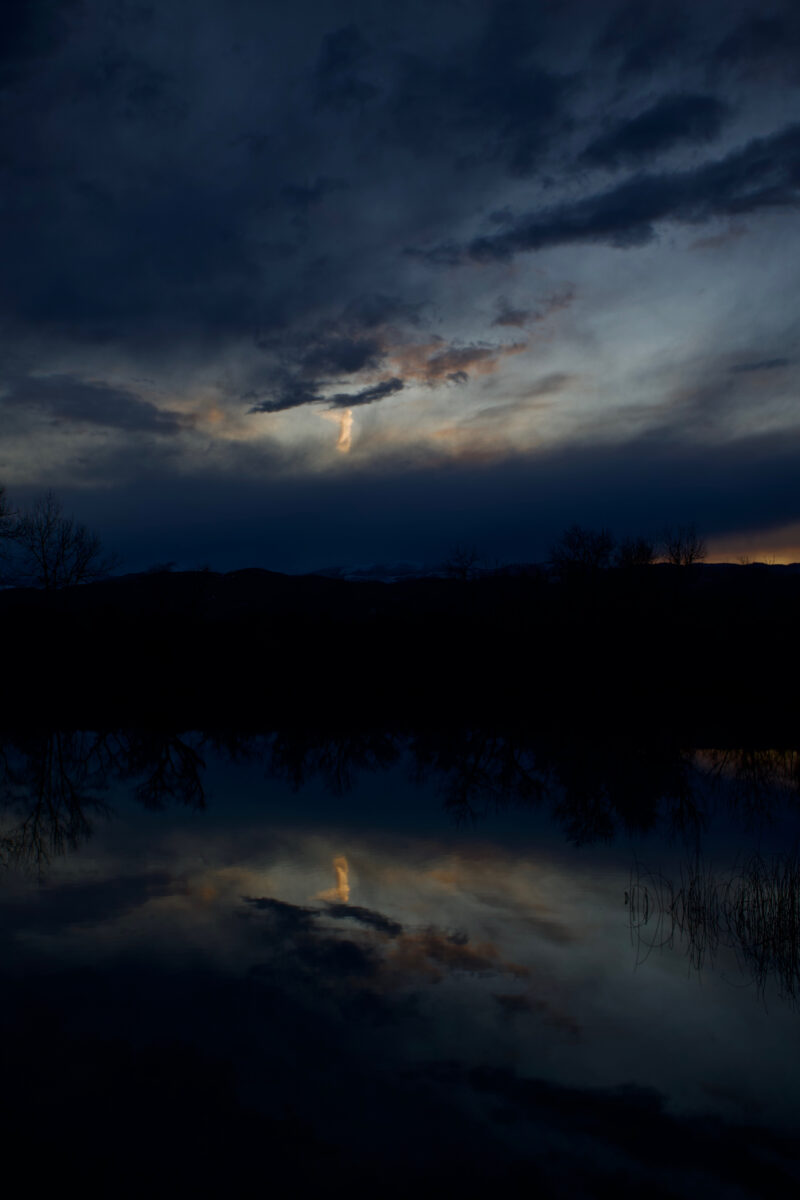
[462,123,800,262]
[1,374,186,434]
[580,93,730,169]
[1,0,799,567]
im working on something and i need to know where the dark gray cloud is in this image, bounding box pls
[488,285,577,330]
[280,177,346,227]
[730,358,790,373]
[342,293,424,330]
[385,2,571,176]
[0,0,789,368]
[0,1,785,365]
[461,123,800,262]
[245,381,322,415]
[1,374,186,433]
[299,334,384,376]
[492,302,532,328]
[597,1,689,79]
[313,23,379,111]
[714,12,800,68]
[0,0,80,88]
[0,0,798,561]
[248,375,404,414]
[580,94,730,169]
[246,305,416,414]
[328,377,404,408]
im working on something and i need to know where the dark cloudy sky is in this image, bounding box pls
[2,0,799,570]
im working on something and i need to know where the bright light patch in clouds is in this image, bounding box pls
[337,409,353,453]
[315,855,350,903]
[320,408,354,453]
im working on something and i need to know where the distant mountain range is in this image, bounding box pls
[310,560,800,583]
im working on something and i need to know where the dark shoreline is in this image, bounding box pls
[1,564,797,738]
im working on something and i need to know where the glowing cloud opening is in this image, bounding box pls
[315,855,350,903]
[337,408,353,453]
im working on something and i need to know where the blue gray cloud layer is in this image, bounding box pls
[1,0,799,565]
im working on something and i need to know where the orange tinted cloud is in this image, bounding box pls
[387,337,528,385]
[385,929,529,983]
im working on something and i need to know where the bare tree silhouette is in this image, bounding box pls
[548,524,615,579]
[12,490,119,589]
[0,484,17,583]
[614,534,655,569]
[443,542,480,582]
[662,522,706,567]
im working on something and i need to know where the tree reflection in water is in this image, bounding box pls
[2,730,799,861]
[0,730,205,868]
[1,727,799,1002]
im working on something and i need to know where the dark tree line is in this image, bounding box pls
[441,522,707,582]
[548,521,706,577]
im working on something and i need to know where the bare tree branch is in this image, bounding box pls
[662,523,706,567]
[10,490,119,589]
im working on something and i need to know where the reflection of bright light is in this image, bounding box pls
[337,408,353,453]
[315,855,350,903]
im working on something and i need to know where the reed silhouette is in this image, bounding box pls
[629,851,800,1004]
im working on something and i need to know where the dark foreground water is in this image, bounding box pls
[2,732,799,1197]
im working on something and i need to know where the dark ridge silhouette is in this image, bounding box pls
[1,560,799,735]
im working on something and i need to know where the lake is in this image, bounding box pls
[1,731,798,1196]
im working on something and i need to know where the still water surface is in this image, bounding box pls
[2,732,799,1196]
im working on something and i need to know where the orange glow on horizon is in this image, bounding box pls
[707,522,800,566]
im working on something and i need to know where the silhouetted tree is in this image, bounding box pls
[443,542,480,581]
[662,523,706,567]
[0,485,15,582]
[614,535,655,569]
[548,524,615,578]
[12,490,118,589]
